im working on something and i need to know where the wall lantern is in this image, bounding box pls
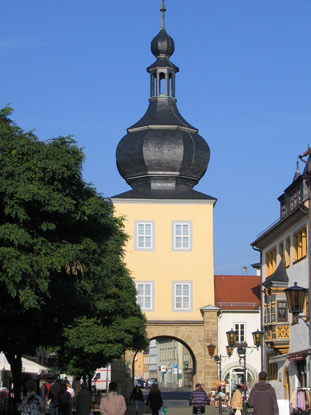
[207,344,216,357]
[226,346,233,357]
[252,329,264,348]
[285,282,309,324]
[226,329,238,347]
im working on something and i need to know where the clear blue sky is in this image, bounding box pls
[1,1,311,275]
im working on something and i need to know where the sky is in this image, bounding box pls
[1,0,311,275]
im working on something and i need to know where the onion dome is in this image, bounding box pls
[115,1,212,199]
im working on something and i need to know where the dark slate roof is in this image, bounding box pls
[262,256,289,287]
[112,188,217,201]
[127,97,196,131]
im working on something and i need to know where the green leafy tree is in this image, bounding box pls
[0,107,147,406]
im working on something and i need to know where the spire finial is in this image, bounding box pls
[160,0,166,30]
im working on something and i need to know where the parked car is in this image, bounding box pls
[147,377,158,388]
[135,379,146,389]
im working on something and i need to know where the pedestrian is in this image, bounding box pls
[247,371,279,415]
[76,383,92,415]
[100,382,126,415]
[49,378,61,415]
[231,385,242,414]
[130,384,144,414]
[18,380,42,415]
[189,383,210,414]
[146,383,163,415]
[58,383,72,415]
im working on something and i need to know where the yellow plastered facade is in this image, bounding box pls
[112,198,215,320]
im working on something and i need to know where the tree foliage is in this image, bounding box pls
[0,107,147,397]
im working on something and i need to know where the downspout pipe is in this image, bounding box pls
[252,245,264,371]
[299,149,311,345]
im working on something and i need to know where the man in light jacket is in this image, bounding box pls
[247,371,279,415]
[100,382,126,415]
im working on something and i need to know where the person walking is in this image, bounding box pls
[146,383,163,415]
[189,383,210,414]
[231,385,243,414]
[76,383,92,415]
[100,382,126,415]
[247,371,279,415]
[130,385,144,414]
[49,378,61,415]
[58,383,72,415]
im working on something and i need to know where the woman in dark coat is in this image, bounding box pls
[130,385,144,414]
[146,384,163,415]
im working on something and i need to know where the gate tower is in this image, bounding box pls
[112,1,218,391]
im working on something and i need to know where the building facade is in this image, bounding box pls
[251,160,311,401]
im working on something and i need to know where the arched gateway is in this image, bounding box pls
[117,311,218,397]
[111,1,218,397]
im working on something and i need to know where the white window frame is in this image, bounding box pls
[172,281,192,312]
[135,281,154,311]
[172,221,192,251]
[135,221,155,251]
[234,322,246,342]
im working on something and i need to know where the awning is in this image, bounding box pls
[0,353,51,374]
[288,348,311,361]
[0,353,10,371]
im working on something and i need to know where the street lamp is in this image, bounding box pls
[207,344,231,414]
[252,329,265,348]
[225,328,264,415]
[226,328,238,347]
[285,282,310,325]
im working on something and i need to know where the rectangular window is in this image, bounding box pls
[293,226,307,263]
[234,323,245,342]
[277,301,287,322]
[135,282,154,311]
[286,237,290,268]
[172,221,192,251]
[266,246,277,277]
[135,221,155,251]
[173,281,192,311]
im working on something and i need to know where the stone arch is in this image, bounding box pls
[146,326,204,376]
[145,322,209,387]
[123,310,218,394]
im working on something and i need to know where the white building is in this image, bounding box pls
[214,275,262,396]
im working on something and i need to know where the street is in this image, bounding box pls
[125,388,222,415]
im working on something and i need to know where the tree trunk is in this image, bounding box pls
[6,351,22,415]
